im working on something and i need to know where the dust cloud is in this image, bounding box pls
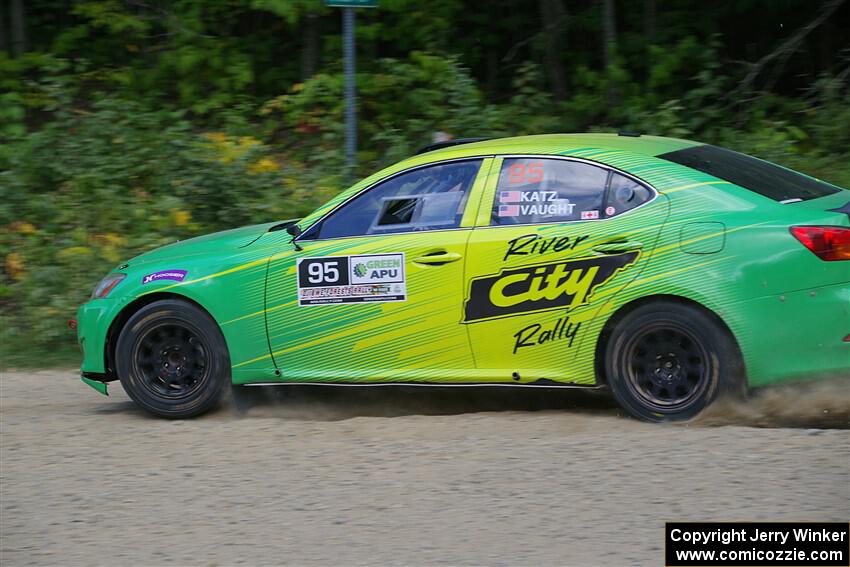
[695,377,849,429]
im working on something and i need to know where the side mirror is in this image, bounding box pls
[286,223,303,251]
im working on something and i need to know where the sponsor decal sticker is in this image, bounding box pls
[462,252,639,323]
[297,253,406,306]
[142,269,187,284]
[581,210,600,220]
[605,206,616,216]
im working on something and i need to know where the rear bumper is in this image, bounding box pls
[731,281,850,387]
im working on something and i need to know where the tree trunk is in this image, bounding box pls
[301,11,319,81]
[818,13,832,74]
[601,0,616,69]
[10,0,27,57]
[600,0,618,106]
[644,0,656,39]
[486,46,499,97]
[0,1,8,54]
[539,0,568,100]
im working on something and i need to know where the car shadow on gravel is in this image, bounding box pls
[226,385,622,421]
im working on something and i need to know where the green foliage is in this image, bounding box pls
[251,0,325,24]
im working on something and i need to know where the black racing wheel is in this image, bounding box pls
[115,299,230,418]
[604,301,744,422]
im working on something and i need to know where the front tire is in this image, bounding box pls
[115,299,230,418]
[604,301,744,422]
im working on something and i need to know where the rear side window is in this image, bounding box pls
[491,158,608,225]
[659,145,840,202]
[606,172,654,217]
[490,158,654,225]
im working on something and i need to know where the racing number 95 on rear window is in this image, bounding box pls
[296,254,407,306]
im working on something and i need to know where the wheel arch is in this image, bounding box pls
[593,294,746,386]
[102,292,218,381]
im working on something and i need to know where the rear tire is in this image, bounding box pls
[604,301,744,422]
[116,299,230,418]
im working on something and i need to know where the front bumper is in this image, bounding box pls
[76,298,118,375]
[81,374,109,395]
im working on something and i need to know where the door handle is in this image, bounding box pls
[592,240,644,254]
[412,252,463,265]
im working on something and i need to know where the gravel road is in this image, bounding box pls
[1,369,848,566]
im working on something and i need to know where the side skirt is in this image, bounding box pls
[240,381,605,389]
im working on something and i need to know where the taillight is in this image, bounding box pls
[790,226,850,261]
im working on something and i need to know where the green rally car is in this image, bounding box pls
[75,134,850,421]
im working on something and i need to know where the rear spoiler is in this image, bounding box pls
[828,199,850,220]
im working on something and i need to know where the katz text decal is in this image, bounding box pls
[297,253,406,306]
[142,269,187,284]
[462,252,639,323]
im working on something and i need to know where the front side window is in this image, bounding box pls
[309,160,482,240]
[491,158,609,225]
